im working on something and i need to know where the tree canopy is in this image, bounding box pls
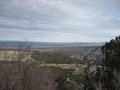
[101,36,120,72]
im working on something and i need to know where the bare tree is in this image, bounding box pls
[16,41,32,67]
[73,49,104,90]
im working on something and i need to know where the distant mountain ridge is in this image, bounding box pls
[0,41,105,49]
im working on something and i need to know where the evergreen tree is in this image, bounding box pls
[101,36,120,72]
[101,36,120,90]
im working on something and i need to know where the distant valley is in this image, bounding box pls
[0,41,104,60]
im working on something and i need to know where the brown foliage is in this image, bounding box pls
[0,62,58,90]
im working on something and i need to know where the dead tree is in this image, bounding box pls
[17,41,32,67]
[73,49,104,90]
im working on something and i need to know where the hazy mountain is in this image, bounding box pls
[0,41,105,49]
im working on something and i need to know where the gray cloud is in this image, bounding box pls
[0,0,120,42]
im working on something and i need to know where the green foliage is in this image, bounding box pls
[31,51,79,64]
[101,36,120,71]
[72,74,85,84]
[77,36,120,90]
[101,36,120,90]
[93,60,103,65]
[51,67,80,90]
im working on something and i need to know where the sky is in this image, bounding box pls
[0,0,120,42]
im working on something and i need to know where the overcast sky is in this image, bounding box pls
[0,0,120,42]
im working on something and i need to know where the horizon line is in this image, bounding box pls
[0,40,106,43]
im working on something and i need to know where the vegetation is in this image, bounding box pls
[80,36,120,90]
[0,61,58,90]
[0,61,86,90]
[101,36,120,90]
[31,51,82,64]
[101,36,120,71]
[0,36,120,90]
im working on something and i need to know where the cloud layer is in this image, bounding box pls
[0,0,120,42]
